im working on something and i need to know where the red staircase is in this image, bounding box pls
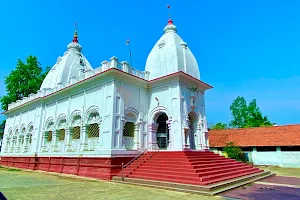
[117,151,263,186]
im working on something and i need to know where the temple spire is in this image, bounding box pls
[164,4,177,33]
[73,22,78,43]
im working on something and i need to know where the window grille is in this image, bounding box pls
[88,123,99,138]
[123,122,134,137]
[72,126,80,139]
[59,129,65,140]
[47,131,52,142]
[157,122,167,133]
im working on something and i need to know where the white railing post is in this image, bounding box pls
[121,61,129,73]
[145,71,150,80]
[110,56,119,68]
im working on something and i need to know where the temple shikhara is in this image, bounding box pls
[0,14,272,195]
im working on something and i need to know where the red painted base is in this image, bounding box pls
[119,151,263,185]
[0,156,134,180]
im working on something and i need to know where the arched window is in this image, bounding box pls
[15,128,19,136]
[123,122,134,137]
[88,123,99,138]
[29,125,33,143]
[70,113,81,140]
[72,126,80,139]
[59,129,65,140]
[57,115,67,141]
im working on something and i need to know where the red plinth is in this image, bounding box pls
[0,156,134,180]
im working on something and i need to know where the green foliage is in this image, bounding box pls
[211,122,228,130]
[229,96,272,128]
[222,142,246,162]
[0,56,50,111]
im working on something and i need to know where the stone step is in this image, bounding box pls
[112,171,274,196]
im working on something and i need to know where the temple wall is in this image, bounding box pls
[148,81,183,150]
[1,79,119,156]
[179,83,209,150]
[1,74,210,155]
[114,80,148,150]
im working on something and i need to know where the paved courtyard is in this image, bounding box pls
[220,166,300,200]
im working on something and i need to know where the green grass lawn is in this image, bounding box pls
[0,166,222,200]
[259,165,300,178]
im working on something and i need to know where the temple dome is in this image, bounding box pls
[40,30,93,90]
[145,19,200,80]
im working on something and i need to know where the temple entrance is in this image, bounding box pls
[188,112,196,150]
[156,113,169,149]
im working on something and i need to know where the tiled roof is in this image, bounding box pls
[209,124,300,147]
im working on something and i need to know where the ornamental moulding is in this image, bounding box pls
[149,105,170,123]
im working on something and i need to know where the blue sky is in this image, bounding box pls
[0,0,300,125]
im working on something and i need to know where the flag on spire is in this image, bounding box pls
[167,4,171,19]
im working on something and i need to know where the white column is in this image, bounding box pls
[52,130,59,152]
[80,125,89,151]
[41,131,48,152]
[120,118,126,148]
[4,137,10,153]
[183,128,190,149]
[139,123,144,149]
[23,133,30,153]
[196,124,203,150]
[16,135,23,152]
[9,137,13,152]
[148,123,159,147]
[204,131,210,150]
[65,128,73,152]
[133,122,141,150]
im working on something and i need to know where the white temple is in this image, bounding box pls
[0,18,212,157]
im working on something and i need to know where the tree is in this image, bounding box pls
[229,96,248,128]
[245,99,272,127]
[222,142,246,162]
[211,122,228,130]
[229,96,272,128]
[0,56,50,111]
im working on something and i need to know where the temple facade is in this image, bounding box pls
[0,18,212,158]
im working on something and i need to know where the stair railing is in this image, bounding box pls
[121,143,159,181]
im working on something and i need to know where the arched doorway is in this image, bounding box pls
[156,113,169,149]
[188,112,198,150]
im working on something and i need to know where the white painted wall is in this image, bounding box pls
[1,75,209,156]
